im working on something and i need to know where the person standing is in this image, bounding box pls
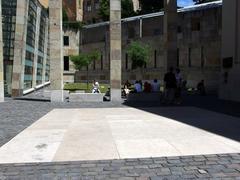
[163,67,177,104]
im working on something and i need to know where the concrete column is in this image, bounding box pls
[163,0,178,71]
[49,0,64,102]
[11,0,29,97]
[0,0,4,102]
[42,19,49,83]
[219,0,240,102]
[32,7,42,88]
[139,18,142,38]
[110,0,122,102]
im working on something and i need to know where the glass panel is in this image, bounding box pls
[2,0,17,95]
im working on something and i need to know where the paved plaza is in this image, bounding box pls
[0,96,240,179]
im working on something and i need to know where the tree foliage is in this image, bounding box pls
[139,0,164,14]
[70,51,101,71]
[63,21,83,31]
[99,0,135,21]
[62,8,69,22]
[127,41,150,70]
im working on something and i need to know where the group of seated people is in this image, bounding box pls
[122,79,161,96]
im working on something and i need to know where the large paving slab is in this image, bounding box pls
[0,107,240,164]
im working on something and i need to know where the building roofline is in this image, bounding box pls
[83,0,222,29]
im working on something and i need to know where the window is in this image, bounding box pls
[178,26,182,33]
[101,54,103,70]
[93,60,96,70]
[64,56,69,71]
[125,53,128,70]
[177,48,179,67]
[94,0,99,9]
[188,48,191,67]
[63,36,69,46]
[201,46,204,68]
[191,18,200,31]
[87,1,92,12]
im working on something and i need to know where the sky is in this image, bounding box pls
[177,0,195,7]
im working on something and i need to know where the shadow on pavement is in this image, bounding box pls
[123,94,240,142]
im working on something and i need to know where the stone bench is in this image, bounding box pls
[127,92,162,102]
[69,93,104,102]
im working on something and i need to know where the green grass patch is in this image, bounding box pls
[64,83,109,93]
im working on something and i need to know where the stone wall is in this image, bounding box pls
[63,2,222,92]
[219,0,240,101]
[63,30,80,83]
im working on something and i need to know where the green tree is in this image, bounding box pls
[127,41,150,79]
[62,8,69,22]
[70,51,100,89]
[99,0,135,21]
[139,0,164,14]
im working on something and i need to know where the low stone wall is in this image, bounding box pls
[69,93,104,102]
[127,92,162,102]
[43,90,69,99]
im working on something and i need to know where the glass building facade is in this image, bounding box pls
[2,0,17,96]
[2,0,50,96]
[24,0,37,90]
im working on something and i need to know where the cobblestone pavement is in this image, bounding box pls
[0,154,240,179]
[0,98,125,146]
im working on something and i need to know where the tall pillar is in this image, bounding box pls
[49,0,64,102]
[32,7,42,88]
[110,0,122,102]
[11,0,29,97]
[219,0,240,102]
[0,0,4,102]
[163,0,178,71]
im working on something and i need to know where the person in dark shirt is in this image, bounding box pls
[144,81,152,93]
[197,80,206,96]
[163,67,177,104]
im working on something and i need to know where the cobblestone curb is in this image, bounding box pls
[0,154,240,179]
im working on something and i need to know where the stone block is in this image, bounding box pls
[111,89,121,101]
[51,90,64,102]
[44,90,69,99]
[69,93,104,102]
